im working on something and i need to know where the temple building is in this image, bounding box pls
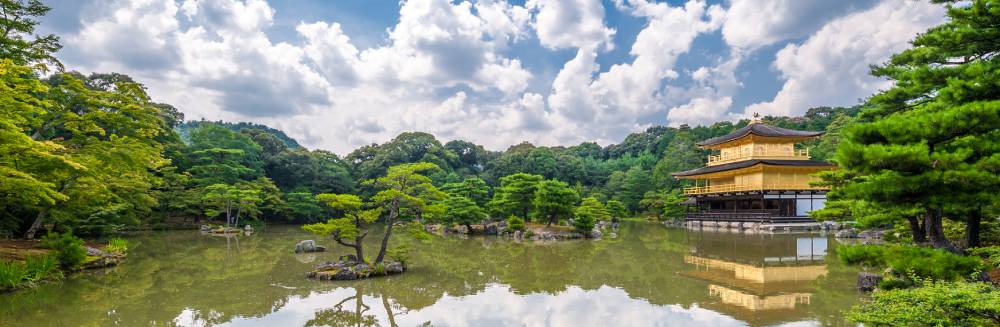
[672,116,836,227]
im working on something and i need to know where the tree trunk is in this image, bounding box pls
[522,208,529,222]
[24,208,49,239]
[906,216,927,243]
[966,206,982,248]
[354,236,365,261]
[374,200,398,264]
[25,176,77,239]
[925,208,958,253]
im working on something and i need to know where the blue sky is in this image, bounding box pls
[39,0,946,153]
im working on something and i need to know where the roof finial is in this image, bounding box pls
[750,112,762,124]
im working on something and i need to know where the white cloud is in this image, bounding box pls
[744,0,945,117]
[528,0,615,50]
[721,0,879,50]
[49,0,949,154]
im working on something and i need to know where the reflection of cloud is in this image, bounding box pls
[212,284,748,327]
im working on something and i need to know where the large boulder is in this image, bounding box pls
[244,224,254,232]
[385,262,405,274]
[84,246,104,257]
[200,225,212,232]
[858,229,885,240]
[333,268,358,280]
[484,223,499,235]
[835,228,859,238]
[590,227,602,239]
[858,272,883,292]
[294,240,317,253]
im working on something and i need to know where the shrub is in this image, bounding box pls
[970,246,1000,268]
[0,261,29,290]
[387,245,410,265]
[847,280,1000,326]
[838,244,984,284]
[573,213,596,235]
[106,238,128,254]
[40,232,88,270]
[837,245,886,266]
[507,216,524,231]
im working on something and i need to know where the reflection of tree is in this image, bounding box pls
[305,288,378,327]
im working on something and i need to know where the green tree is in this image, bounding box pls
[606,200,627,222]
[574,197,608,235]
[440,177,489,207]
[285,192,323,223]
[367,162,444,264]
[0,0,61,69]
[533,179,579,227]
[302,194,382,261]
[488,173,543,221]
[830,0,1000,250]
[442,195,487,231]
[202,184,261,229]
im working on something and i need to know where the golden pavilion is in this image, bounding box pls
[672,116,835,225]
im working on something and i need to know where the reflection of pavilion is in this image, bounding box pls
[682,232,829,326]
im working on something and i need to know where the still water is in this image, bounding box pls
[0,222,860,326]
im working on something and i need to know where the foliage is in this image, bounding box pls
[606,200,627,221]
[506,215,524,231]
[0,0,62,70]
[23,254,59,281]
[442,195,487,229]
[969,246,1000,268]
[441,177,489,208]
[39,232,86,270]
[489,173,543,220]
[366,162,443,264]
[533,179,579,226]
[847,280,1000,327]
[838,244,984,283]
[639,190,687,221]
[574,197,608,235]
[106,238,128,255]
[302,193,381,260]
[0,260,28,290]
[823,0,1000,249]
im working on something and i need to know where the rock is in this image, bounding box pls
[295,240,317,253]
[835,228,859,238]
[608,232,618,239]
[338,255,359,264]
[858,229,885,240]
[455,225,469,234]
[385,262,405,274]
[334,268,358,280]
[84,246,104,257]
[858,272,883,292]
[484,223,499,235]
[590,227,602,239]
[200,225,212,232]
[314,246,326,252]
[244,224,254,232]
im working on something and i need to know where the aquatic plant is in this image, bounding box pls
[0,261,29,290]
[106,238,129,254]
[24,255,60,281]
[373,262,386,275]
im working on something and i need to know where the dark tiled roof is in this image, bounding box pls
[671,159,835,177]
[696,123,824,147]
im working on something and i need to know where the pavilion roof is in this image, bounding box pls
[696,123,824,147]
[671,159,834,177]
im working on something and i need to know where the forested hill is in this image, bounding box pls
[177,121,301,149]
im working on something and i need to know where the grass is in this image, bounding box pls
[0,254,61,291]
[106,238,128,255]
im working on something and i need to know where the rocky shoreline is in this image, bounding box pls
[306,256,405,281]
[423,220,617,241]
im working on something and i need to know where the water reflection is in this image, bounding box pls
[0,223,858,327]
[683,232,844,326]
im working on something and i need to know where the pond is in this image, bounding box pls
[0,222,861,327]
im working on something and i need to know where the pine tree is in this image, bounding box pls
[832,0,1000,250]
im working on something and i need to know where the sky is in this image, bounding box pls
[37,0,947,154]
